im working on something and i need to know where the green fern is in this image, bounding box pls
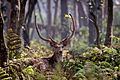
[0,67,12,80]
[8,61,26,80]
[8,59,46,80]
[6,28,21,59]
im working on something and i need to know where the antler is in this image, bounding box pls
[60,14,75,45]
[35,14,75,46]
[35,15,57,44]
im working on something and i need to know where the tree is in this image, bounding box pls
[61,0,68,39]
[17,0,27,35]
[9,0,19,32]
[23,0,37,47]
[96,0,102,32]
[53,0,59,25]
[46,0,52,37]
[0,0,8,67]
[88,0,97,45]
[77,0,87,28]
[104,0,113,47]
[88,0,100,47]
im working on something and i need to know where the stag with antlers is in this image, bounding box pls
[26,14,75,79]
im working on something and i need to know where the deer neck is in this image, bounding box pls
[48,52,63,67]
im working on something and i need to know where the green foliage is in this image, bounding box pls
[21,40,52,58]
[70,27,89,53]
[8,59,46,80]
[70,38,88,53]
[4,40,120,80]
[30,69,46,80]
[0,67,12,80]
[22,66,46,80]
[8,59,27,80]
[112,36,120,45]
[52,64,67,80]
[79,27,89,38]
[63,46,120,80]
[113,25,120,37]
[6,28,21,59]
[22,66,34,76]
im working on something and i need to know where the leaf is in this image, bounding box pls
[23,66,34,75]
[64,14,71,18]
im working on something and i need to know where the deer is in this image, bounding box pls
[26,14,75,79]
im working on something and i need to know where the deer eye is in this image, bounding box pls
[55,46,58,48]
[59,51,62,53]
[53,45,58,48]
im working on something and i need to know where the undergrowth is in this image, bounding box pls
[0,39,120,80]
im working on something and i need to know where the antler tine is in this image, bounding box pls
[68,14,75,40]
[60,14,75,43]
[35,15,51,42]
[48,35,57,44]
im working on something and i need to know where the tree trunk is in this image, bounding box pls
[104,0,113,47]
[77,0,86,28]
[0,19,7,68]
[96,0,102,31]
[46,0,52,38]
[88,0,96,45]
[23,0,37,47]
[73,0,77,20]
[61,0,68,39]
[0,1,8,67]
[88,0,101,46]
[53,0,58,25]
[17,0,27,35]
[9,0,18,31]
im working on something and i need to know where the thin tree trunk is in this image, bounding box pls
[88,1,96,45]
[46,0,51,38]
[53,0,58,25]
[52,0,59,38]
[17,0,27,35]
[37,0,44,24]
[88,15,96,45]
[96,0,102,31]
[61,0,68,39]
[73,0,77,20]
[90,12,100,47]
[104,0,113,47]
[88,0,101,46]
[23,0,37,47]
[77,0,85,28]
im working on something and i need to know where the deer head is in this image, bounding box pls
[35,14,75,63]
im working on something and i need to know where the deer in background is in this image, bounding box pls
[26,14,75,79]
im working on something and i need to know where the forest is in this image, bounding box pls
[0,0,120,80]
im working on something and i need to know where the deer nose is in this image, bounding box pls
[59,51,62,53]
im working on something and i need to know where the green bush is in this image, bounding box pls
[63,46,120,80]
[3,40,120,80]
